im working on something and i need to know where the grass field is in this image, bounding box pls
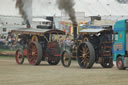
[0,48,15,56]
[0,57,128,85]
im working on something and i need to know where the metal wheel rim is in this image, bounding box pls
[63,51,70,65]
[79,44,90,67]
[16,50,23,64]
[118,60,122,68]
[28,43,38,64]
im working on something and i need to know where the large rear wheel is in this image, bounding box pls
[77,42,95,68]
[15,48,24,64]
[61,51,71,67]
[27,42,42,65]
[116,57,126,70]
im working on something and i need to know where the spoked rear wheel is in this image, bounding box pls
[77,42,95,68]
[27,42,42,65]
[61,51,71,67]
[15,48,24,64]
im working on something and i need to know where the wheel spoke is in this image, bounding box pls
[79,56,84,58]
[79,44,91,67]
[81,59,85,64]
[85,58,89,62]
[82,46,86,51]
[62,52,70,66]
[64,53,68,57]
[19,55,22,59]
[85,49,89,54]
[16,49,24,64]
[82,57,89,66]
[64,53,69,61]
[83,61,88,66]
[85,54,89,58]
[27,43,38,64]
[79,50,83,53]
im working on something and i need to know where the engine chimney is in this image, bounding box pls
[26,20,31,28]
[73,24,77,40]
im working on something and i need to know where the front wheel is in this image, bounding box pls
[116,57,126,70]
[61,51,71,67]
[15,48,24,64]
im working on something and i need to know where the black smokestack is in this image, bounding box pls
[56,0,77,24]
[26,20,30,28]
[16,0,32,28]
[73,24,77,40]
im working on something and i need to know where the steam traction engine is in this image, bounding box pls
[12,28,65,65]
[61,25,113,68]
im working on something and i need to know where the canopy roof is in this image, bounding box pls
[11,28,65,36]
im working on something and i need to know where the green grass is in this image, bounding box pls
[0,56,15,60]
[0,47,16,53]
[0,49,9,52]
[0,48,15,58]
[0,55,15,58]
[0,49,16,52]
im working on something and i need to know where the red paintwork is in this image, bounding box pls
[48,42,58,48]
[24,49,28,57]
[117,60,122,68]
[54,54,61,56]
[16,50,23,64]
[47,42,60,56]
[27,43,38,65]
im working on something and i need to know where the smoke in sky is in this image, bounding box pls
[16,0,32,26]
[117,0,128,4]
[56,0,77,24]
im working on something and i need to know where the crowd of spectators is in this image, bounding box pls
[0,32,16,48]
[0,33,74,50]
[0,36,6,45]
[7,32,16,47]
[58,35,74,50]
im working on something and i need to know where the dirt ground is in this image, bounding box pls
[0,57,128,85]
[0,51,15,56]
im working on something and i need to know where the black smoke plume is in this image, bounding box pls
[16,0,32,27]
[56,0,77,24]
[117,0,128,4]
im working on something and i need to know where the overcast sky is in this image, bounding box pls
[0,0,128,16]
